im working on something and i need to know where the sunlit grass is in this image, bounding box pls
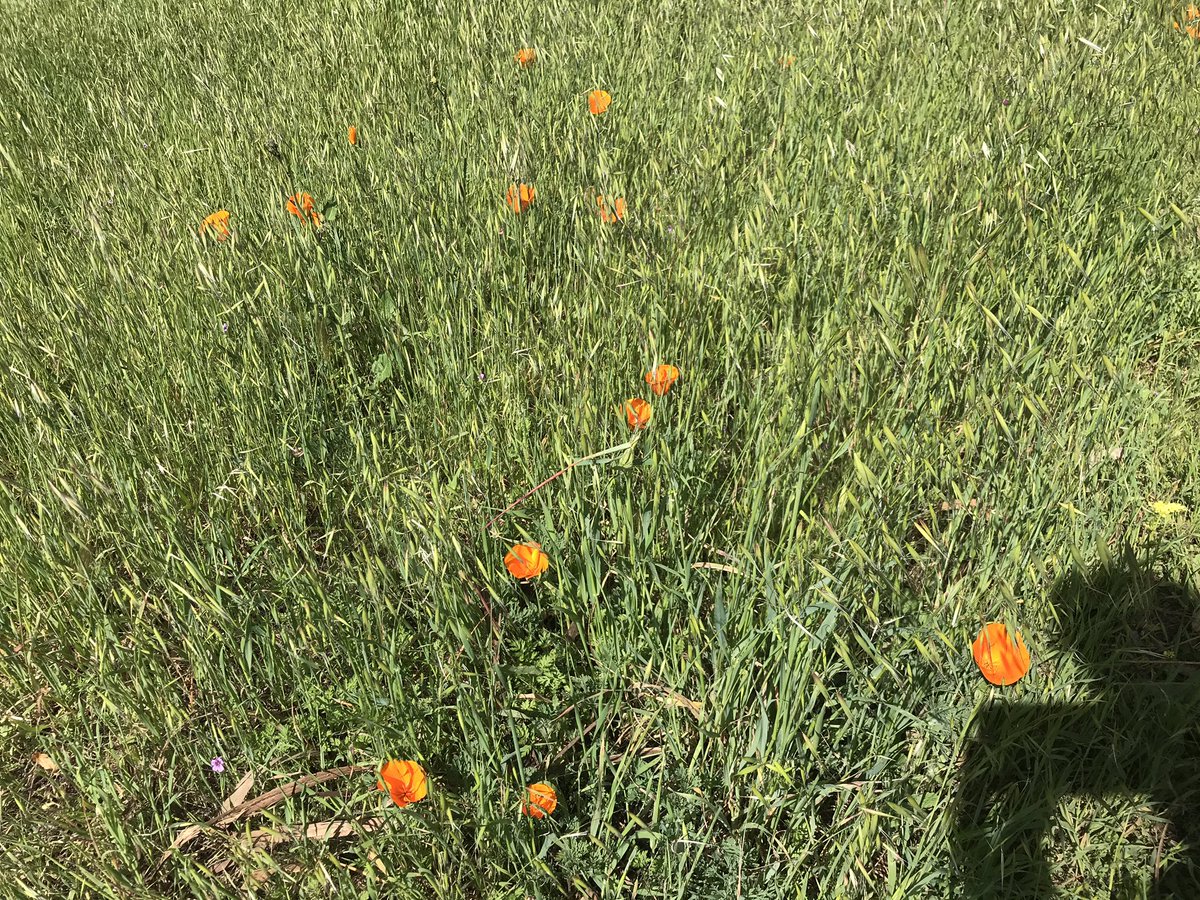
[2,0,1200,896]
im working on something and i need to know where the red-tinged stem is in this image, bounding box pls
[484,439,635,533]
[484,464,574,533]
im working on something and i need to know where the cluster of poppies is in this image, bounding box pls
[199,191,323,242]
[506,48,622,221]
[1175,4,1200,38]
[504,363,679,581]
[198,44,807,240]
[377,759,556,819]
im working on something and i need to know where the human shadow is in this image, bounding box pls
[952,548,1200,898]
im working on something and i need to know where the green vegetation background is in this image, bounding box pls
[2,0,1199,895]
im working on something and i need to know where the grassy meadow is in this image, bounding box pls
[3,0,1200,896]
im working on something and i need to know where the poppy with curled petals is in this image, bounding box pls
[199,210,231,241]
[588,89,612,115]
[287,192,323,228]
[971,623,1031,686]
[597,195,626,224]
[644,364,679,397]
[625,398,652,430]
[506,182,536,214]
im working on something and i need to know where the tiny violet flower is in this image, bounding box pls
[1001,98,1010,106]
[221,322,229,333]
[478,372,486,382]
[210,756,225,774]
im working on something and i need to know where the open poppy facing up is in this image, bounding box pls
[514,48,536,67]
[377,759,428,808]
[523,782,557,818]
[506,182,536,214]
[597,195,626,224]
[588,89,612,115]
[971,622,1031,686]
[644,364,679,397]
[348,125,358,145]
[505,542,549,580]
[287,192,323,228]
[199,210,231,241]
[625,398,652,430]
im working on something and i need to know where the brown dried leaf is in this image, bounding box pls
[32,752,60,774]
[691,561,740,574]
[159,765,367,866]
[212,765,367,828]
[219,771,255,816]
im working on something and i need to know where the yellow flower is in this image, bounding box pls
[1150,501,1188,519]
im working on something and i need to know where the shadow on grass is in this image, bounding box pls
[952,549,1200,898]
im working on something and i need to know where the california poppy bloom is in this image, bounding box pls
[644,364,679,397]
[971,623,1031,686]
[779,54,796,68]
[506,182,536,214]
[597,195,626,224]
[348,125,358,145]
[588,89,612,115]
[1174,5,1200,35]
[514,48,536,67]
[287,192,323,228]
[199,210,231,241]
[505,542,549,580]
[377,759,428,807]
[625,398,652,430]
[522,782,557,818]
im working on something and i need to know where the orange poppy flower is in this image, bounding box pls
[588,89,612,115]
[644,364,679,397]
[505,542,549,579]
[377,759,428,807]
[522,782,557,818]
[199,210,231,241]
[506,182,536,214]
[1175,5,1200,34]
[625,398,652,430]
[971,623,1031,686]
[514,48,536,67]
[779,54,797,68]
[287,192,323,228]
[597,195,626,224]
[348,125,358,145]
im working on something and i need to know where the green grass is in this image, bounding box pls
[2,0,1200,896]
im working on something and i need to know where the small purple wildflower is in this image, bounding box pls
[210,756,225,774]
[221,322,229,334]
[1001,98,1010,107]
[478,372,486,382]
